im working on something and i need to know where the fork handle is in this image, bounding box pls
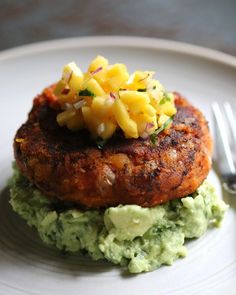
[223,174,236,195]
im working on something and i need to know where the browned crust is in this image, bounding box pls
[14,87,212,208]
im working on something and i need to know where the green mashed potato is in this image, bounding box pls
[9,166,228,273]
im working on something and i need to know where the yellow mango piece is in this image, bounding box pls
[157,102,177,116]
[144,104,156,117]
[81,106,95,135]
[150,95,163,110]
[126,71,154,90]
[91,96,106,116]
[83,78,105,96]
[119,91,150,105]
[62,62,84,91]
[58,92,78,105]
[106,64,129,92]
[148,79,164,92]
[100,122,117,139]
[66,111,84,131]
[113,98,138,138]
[54,80,67,96]
[92,96,114,119]
[134,114,157,135]
[56,109,76,126]
[69,73,84,93]
[134,113,156,124]
[81,106,104,138]
[119,91,150,114]
[88,55,108,84]
[53,80,77,105]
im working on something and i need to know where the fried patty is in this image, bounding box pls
[14,87,212,208]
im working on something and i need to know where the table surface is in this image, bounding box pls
[0,0,236,56]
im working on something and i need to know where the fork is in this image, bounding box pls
[212,102,236,194]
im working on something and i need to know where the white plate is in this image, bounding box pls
[0,36,236,295]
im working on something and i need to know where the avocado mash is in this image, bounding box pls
[9,166,228,273]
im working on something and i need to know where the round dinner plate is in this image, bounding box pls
[0,36,236,295]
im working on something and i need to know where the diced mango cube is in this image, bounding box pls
[82,78,105,96]
[91,96,114,120]
[119,91,150,105]
[66,110,84,131]
[91,96,106,117]
[112,98,138,138]
[88,55,108,84]
[106,64,129,92]
[69,72,84,93]
[143,104,156,117]
[157,102,177,116]
[134,114,157,135]
[54,80,67,97]
[53,80,77,105]
[148,79,164,92]
[100,122,117,139]
[119,91,150,114]
[150,94,163,110]
[62,62,84,92]
[81,106,92,124]
[126,71,154,90]
[57,109,76,126]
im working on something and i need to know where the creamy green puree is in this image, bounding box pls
[9,166,228,273]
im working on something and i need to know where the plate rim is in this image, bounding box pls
[0,35,236,68]
[0,35,235,295]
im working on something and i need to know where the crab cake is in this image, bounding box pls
[14,88,212,208]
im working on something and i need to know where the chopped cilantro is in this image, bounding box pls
[153,85,157,90]
[150,116,174,145]
[79,89,95,97]
[160,92,174,104]
[150,133,157,144]
[96,137,107,149]
[160,96,171,105]
[137,88,147,92]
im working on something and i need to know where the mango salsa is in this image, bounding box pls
[54,56,177,142]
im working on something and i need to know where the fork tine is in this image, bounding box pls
[224,102,236,146]
[212,102,236,175]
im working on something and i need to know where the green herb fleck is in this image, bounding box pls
[153,85,157,90]
[79,89,95,97]
[160,97,171,105]
[159,92,173,105]
[150,133,157,144]
[137,88,147,92]
[150,116,174,145]
[96,137,107,149]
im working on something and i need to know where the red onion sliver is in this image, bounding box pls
[90,66,103,75]
[138,73,150,82]
[145,122,154,131]
[110,92,116,100]
[61,88,70,95]
[73,100,85,109]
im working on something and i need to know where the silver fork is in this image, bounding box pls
[212,102,236,194]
